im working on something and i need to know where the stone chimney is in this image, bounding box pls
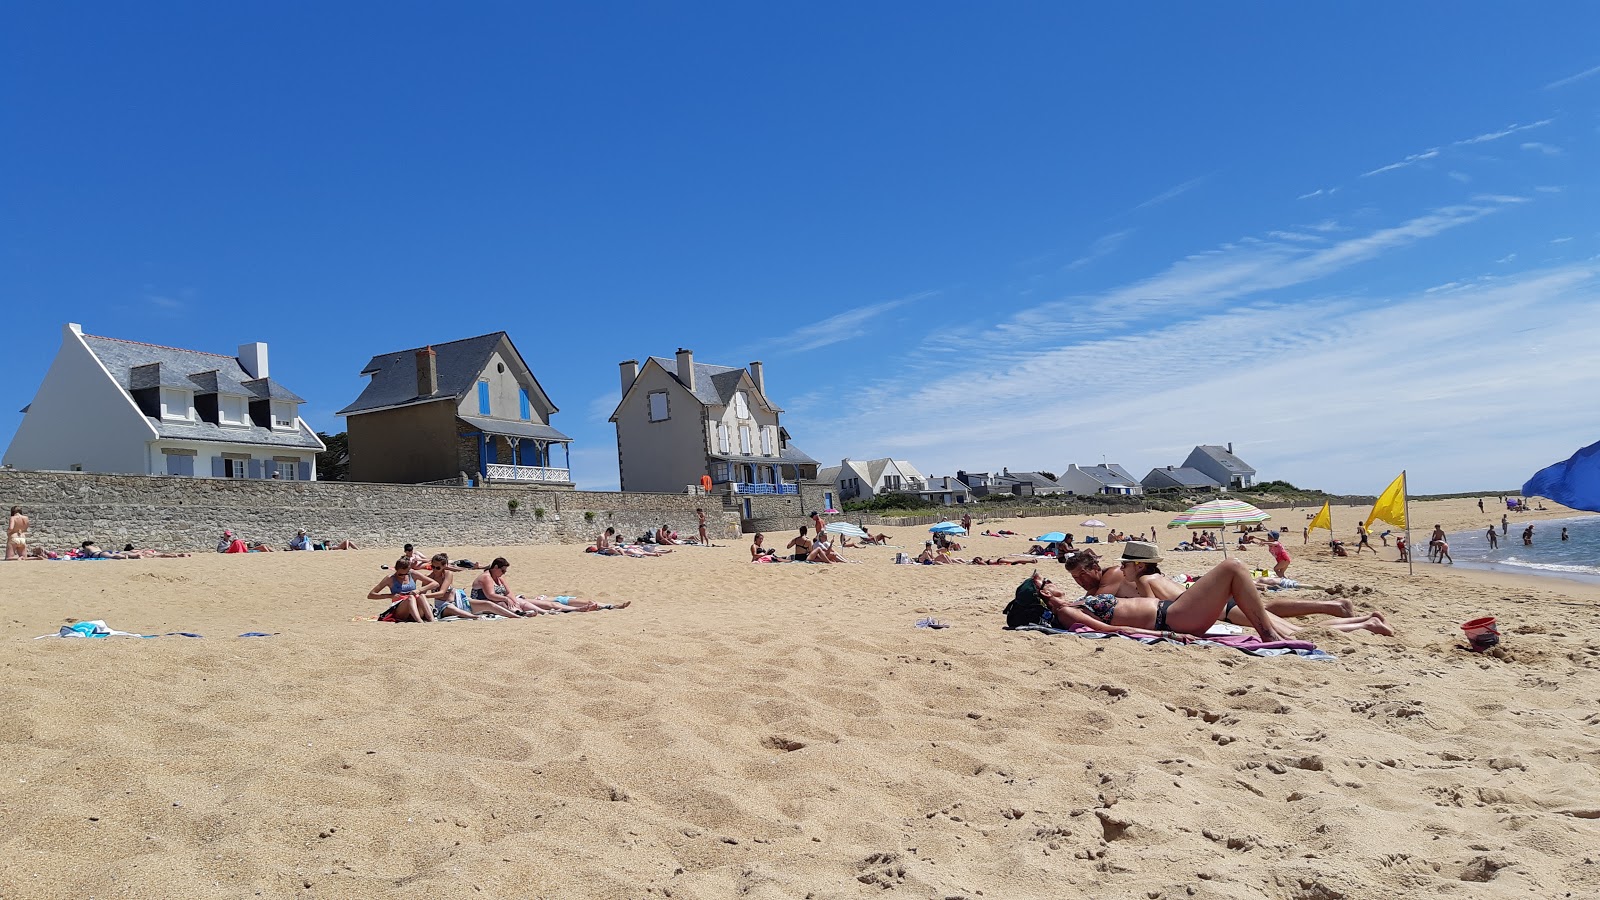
[238,342,269,379]
[619,359,638,394]
[675,348,695,393]
[416,346,438,397]
[65,323,83,337]
[748,361,765,396]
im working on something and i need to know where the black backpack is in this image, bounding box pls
[1003,577,1048,628]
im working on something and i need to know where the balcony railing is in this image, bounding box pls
[486,464,571,483]
[734,482,798,495]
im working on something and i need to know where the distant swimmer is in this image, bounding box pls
[1485,525,1498,550]
[1523,524,1535,546]
[1561,527,1570,542]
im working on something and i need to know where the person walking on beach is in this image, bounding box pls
[1478,498,1484,513]
[6,506,27,561]
[696,507,709,546]
[1486,525,1498,550]
[961,512,972,536]
[1355,523,1377,555]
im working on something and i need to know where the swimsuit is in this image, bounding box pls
[1077,594,1119,624]
[1153,600,1174,631]
[391,575,417,595]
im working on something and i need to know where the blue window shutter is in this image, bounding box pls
[298,462,312,481]
[519,389,530,420]
[210,456,225,477]
[181,455,195,477]
[265,461,279,479]
[247,459,262,479]
[478,382,490,415]
[485,439,498,464]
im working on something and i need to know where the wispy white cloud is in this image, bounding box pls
[1296,187,1337,200]
[1534,185,1565,193]
[775,292,931,353]
[1521,141,1563,156]
[1447,170,1472,183]
[1134,176,1206,211]
[1360,119,1554,179]
[1363,148,1440,177]
[1496,253,1518,264]
[1544,63,1600,90]
[1551,236,1573,244]
[1456,119,1553,145]
[586,390,621,423]
[1066,229,1133,270]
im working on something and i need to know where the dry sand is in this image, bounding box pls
[1,498,1596,898]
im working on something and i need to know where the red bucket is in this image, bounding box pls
[1461,616,1499,650]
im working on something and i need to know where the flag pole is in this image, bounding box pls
[1403,469,1413,576]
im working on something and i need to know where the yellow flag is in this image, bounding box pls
[1307,501,1332,534]
[1365,472,1407,529]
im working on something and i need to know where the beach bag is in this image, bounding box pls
[1003,578,1048,628]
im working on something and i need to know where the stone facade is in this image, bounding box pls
[0,470,737,552]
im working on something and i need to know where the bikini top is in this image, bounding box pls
[391,575,418,594]
[1075,594,1118,624]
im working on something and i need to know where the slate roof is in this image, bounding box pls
[80,334,321,450]
[1072,464,1139,487]
[710,446,818,466]
[996,471,1065,490]
[644,357,782,413]
[339,333,554,416]
[1143,466,1222,488]
[1191,445,1255,475]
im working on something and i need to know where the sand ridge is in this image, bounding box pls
[0,497,1596,898]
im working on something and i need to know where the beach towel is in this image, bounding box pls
[35,620,147,639]
[1008,623,1335,660]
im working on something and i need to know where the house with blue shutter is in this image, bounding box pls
[337,332,572,486]
[4,323,324,479]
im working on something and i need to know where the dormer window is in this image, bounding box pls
[271,401,296,430]
[160,388,192,421]
[218,395,249,426]
[734,391,749,419]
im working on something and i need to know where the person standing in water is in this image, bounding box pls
[1486,525,1498,550]
[1561,527,1570,542]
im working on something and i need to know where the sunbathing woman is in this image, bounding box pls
[421,553,515,619]
[1038,542,1287,641]
[369,557,437,622]
[1118,545,1392,637]
[750,533,774,561]
[860,529,891,545]
[471,557,628,613]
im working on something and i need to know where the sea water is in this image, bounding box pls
[1446,515,1600,585]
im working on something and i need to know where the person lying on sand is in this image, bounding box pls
[1036,543,1289,641]
[859,529,891,545]
[968,556,1037,565]
[369,557,439,622]
[471,558,628,613]
[1119,545,1393,637]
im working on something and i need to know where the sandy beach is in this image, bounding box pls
[2,497,1597,898]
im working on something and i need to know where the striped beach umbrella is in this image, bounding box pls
[824,521,869,538]
[1167,498,1270,558]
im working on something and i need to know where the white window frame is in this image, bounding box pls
[738,425,752,455]
[218,394,248,426]
[274,456,300,480]
[160,388,192,421]
[717,424,730,454]
[733,391,749,419]
[648,391,669,422]
[223,455,250,479]
[270,401,296,431]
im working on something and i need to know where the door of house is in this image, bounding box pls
[824,491,834,511]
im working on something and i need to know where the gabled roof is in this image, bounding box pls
[1191,444,1255,475]
[643,356,781,412]
[1143,466,1222,487]
[80,334,320,450]
[918,476,971,495]
[338,332,556,417]
[1072,464,1139,487]
[996,471,1062,489]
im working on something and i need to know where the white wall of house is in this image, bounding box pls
[3,324,156,474]
[614,363,712,493]
[706,380,779,463]
[146,441,317,480]
[454,345,553,424]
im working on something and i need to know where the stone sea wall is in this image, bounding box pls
[0,470,740,552]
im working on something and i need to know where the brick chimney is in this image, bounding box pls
[748,360,765,396]
[619,359,638,394]
[416,346,438,397]
[675,348,695,393]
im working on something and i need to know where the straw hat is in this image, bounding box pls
[1119,541,1162,565]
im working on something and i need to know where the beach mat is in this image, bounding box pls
[1008,623,1335,660]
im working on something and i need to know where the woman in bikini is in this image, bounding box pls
[368,557,437,622]
[421,553,516,619]
[1040,542,1288,641]
[471,558,628,614]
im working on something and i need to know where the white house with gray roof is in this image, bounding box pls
[1141,465,1223,492]
[1058,463,1142,496]
[337,332,570,485]
[610,349,817,494]
[1183,443,1256,489]
[817,457,926,504]
[4,323,324,479]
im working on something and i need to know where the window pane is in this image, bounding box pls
[648,392,668,421]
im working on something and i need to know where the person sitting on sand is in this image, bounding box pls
[596,526,628,556]
[786,526,814,562]
[401,544,427,567]
[471,557,627,614]
[750,533,775,561]
[420,553,515,619]
[369,557,438,622]
[655,524,682,546]
[288,529,312,551]
[809,535,851,563]
[914,540,959,564]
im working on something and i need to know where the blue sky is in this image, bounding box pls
[4,3,1599,494]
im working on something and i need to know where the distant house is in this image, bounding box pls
[914,475,972,506]
[1058,463,1142,496]
[1141,466,1223,492]
[610,350,817,494]
[1184,443,1256,489]
[819,457,927,503]
[4,323,324,479]
[337,332,571,486]
[994,468,1068,495]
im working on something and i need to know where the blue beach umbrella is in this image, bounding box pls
[1524,439,1600,513]
[1031,531,1067,543]
[930,522,967,535]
